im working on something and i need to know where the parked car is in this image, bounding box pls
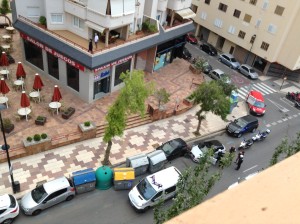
[218,53,240,69]
[238,64,258,79]
[226,115,259,138]
[182,47,192,61]
[20,176,75,216]
[203,61,213,74]
[189,140,226,164]
[0,194,19,224]
[208,69,231,84]
[185,32,198,45]
[247,90,266,116]
[199,43,218,56]
[156,138,189,161]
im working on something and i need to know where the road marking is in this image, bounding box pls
[267,98,289,113]
[243,165,258,173]
[260,82,278,92]
[280,97,294,107]
[254,83,273,94]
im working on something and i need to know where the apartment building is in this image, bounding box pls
[191,0,300,80]
[11,0,196,103]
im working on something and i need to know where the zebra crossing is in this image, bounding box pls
[237,82,277,100]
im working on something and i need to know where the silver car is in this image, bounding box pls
[209,69,232,84]
[218,53,240,69]
[238,64,258,79]
[20,177,75,216]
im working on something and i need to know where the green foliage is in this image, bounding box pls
[154,88,171,108]
[193,57,207,72]
[216,79,238,96]
[41,133,47,139]
[102,70,154,165]
[33,134,41,142]
[0,0,10,15]
[192,81,230,134]
[39,16,47,25]
[270,132,300,166]
[27,136,32,142]
[2,118,12,128]
[142,19,158,33]
[154,149,233,223]
[84,121,91,127]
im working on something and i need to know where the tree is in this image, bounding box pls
[154,88,171,109]
[192,81,230,135]
[215,78,237,96]
[102,70,154,165]
[0,0,11,26]
[153,149,233,224]
[269,132,300,166]
[193,56,207,72]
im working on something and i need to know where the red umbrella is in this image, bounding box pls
[20,91,30,121]
[52,85,62,102]
[0,78,10,95]
[16,62,26,79]
[0,51,9,67]
[33,73,44,90]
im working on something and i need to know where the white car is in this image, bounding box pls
[238,64,258,79]
[0,194,19,224]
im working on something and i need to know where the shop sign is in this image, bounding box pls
[20,32,85,71]
[94,55,132,73]
[94,69,110,81]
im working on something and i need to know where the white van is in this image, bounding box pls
[128,166,181,212]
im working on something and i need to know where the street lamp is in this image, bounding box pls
[244,34,257,64]
[0,104,19,193]
[280,76,287,90]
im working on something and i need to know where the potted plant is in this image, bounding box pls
[78,121,96,139]
[39,16,47,28]
[183,93,195,107]
[35,116,47,126]
[2,118,14,134]
[84,121,91,127]
[62,107,75,119]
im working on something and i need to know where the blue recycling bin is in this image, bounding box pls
[72,168,96,194]
[229,90,238,113]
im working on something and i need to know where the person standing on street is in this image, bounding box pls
[235,150,244,163]
[235,154,244,170]
[94,33,99,49]
[88,39,93,53]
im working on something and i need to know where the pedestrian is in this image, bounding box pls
[88,39,93,53]
[94,33,99,49]
[235,150,244,163]
[229,146,236,154]
[216,150,225,167]
[235,154,244,170]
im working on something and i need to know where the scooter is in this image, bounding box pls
[286,92,300,102]
[252,129,271,142]
[238,138,254,150]
[295,100,300,109]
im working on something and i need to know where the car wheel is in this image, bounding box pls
[3,219,13,224]
[237,133,242,138]
[252,128,257,133]
[66,195,74,201]
[209,52,212,55]
[32,209,42,216]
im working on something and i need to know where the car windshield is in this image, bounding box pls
[230,57,237,62]
[249,68,255,73]
[136,178,156,200]
[189,34,195,38]
[162,140,180,155]
[254,101,264,108]
[235,119,247,128]
[31,185,48,204]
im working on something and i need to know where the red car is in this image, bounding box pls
[185,33,198,44]
[246,90,266,116]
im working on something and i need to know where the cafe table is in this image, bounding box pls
[0,96,8,108]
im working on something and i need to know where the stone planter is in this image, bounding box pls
[62,107,75,119]
[23,137,52,155]
[35,116,47,126]
[4,124,14,134]
[78,122,96,140]
[189,64,201,74]
[183,98,194,107]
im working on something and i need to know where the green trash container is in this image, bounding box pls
[95,166,113,190]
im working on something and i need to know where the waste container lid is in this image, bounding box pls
[147,150,167,165]
[72,168,96,185]
[130,156,149,168]
[114,168,135,181]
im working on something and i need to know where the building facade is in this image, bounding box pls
[191,0,300,80]
[12,0,196,103]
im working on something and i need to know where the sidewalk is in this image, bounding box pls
[0,100,247,199]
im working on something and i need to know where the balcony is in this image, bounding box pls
[167,0,192,10]
[64,0,87,20]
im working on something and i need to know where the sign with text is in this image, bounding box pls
[94,55,132,73]
[20,33,85,71]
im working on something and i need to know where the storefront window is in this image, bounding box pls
[24,40,44,70]
[67,63,79,92]
[47,52,59,80]
[114,60,131,86]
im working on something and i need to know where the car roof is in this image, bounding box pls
[250,90,264,101]
[146,166,181,191]
[221,53,234,58]
[43,176,70,194]
[212,69,224,74]
[241,64,252,69]
[239,115,258,122]
[0,194,10,209]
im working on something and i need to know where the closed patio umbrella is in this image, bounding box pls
[20,91,30,121]
[16,62,26,79]
[33,73,44,101]
[0,52,9,79]
[52,85,62,114]
[0,78,10,96]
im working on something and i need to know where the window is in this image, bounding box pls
[214,18,223,28]
[262,0,269,10]
[152,191,163,201]
[228,25,235,34]
[261,42,269,51]
[114,60,131,86]
[249,0,257,5]
[218,3,228,12]
[73,16,84,29]
[255,19,262,28]
[204,0,210,5]
[233,9,241,18]
[24,40,44,71]
[51,14,63,24]
[267,24,277,34]
[238,31,246,39]
[274,5,284,16]
[27,6,40,17]
[67,63,79,92]
[165,186,176,194]
[47,53,59,80]
[243,14,252,23]
[201,11,207,20]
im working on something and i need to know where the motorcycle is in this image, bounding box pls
[286,92,300,102]
[252,129,271,142]
[238,138,254,150]
[295,100,300,109]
